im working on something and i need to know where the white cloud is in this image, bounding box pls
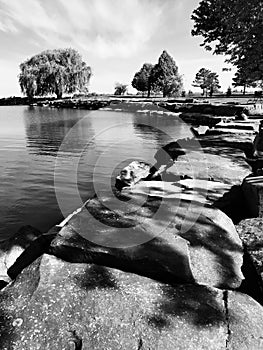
[0,0,163,58]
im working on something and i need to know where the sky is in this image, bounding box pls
[0,0,237,97]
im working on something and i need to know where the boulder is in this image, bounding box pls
[47,183,244,289]
[236,218,263,294]
[0,226,42,286]
[115,161,150,190]
[227,290,263,349]
[0,254,262,350]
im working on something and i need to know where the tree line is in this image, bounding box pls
[18,47,222,98]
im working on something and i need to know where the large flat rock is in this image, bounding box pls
[160,149,250,185]
[0,254,262,350]
[48,183,244,289]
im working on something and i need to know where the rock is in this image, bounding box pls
[155,148,251,186]
[236,218,263,295]
[179,113,233,127]
[242,176,263,217]
[0,254,262,350]
[240,103,263,116]
[115,161,151,190]
[199,132,254,158]
[214,122,256,131]
[158,102,247,117]
[0,226,42,285]
[227,290,263,349]
[48,183,244,289]
[146,136,251,185]
[49,99,111,109]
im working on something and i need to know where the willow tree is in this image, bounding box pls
[18,48,91,99]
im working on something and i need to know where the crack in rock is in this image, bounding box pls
[223,290,231,349]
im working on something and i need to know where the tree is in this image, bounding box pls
[19,48,91,99]
[150,50,183,97]
[191,0,263,84]
[193,68,221,97]
[131,63,153,97]
[114,83,128,95]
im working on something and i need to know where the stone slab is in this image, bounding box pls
[0,255,262,350]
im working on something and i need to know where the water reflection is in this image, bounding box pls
[133,112,192,149]
[24,107,94,156]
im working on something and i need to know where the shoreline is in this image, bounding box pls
[1,100,263,348]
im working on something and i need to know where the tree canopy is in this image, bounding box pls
[131,51,183,98]
[191,0,263,85]
[232,67,257,94]
[193,68,221,96]
[19,48,91,99]
[114,83,128,95]
[150,51,183,97]
[131,63,153,97]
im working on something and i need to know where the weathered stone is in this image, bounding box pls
[227,290,263,349]
[0,254,262,350]
[48,182,244,289]
[236,218,263,294]
[198,133,254,158]
[158,102,247,117]
[242,176,263,217]
[0,226,42,285]
[240,103,263,116]
[179,113,231,127]
[115,161,150,190]
[49,98,111,109]
[157,149,251,185]
[214,122,256,131]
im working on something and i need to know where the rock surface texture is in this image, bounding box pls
[1,254,263,350]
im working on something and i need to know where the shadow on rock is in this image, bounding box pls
[212,185,251,224]
[146,284,225,330]
[73,265,119,291]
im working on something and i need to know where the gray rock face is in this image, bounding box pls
[0,226,42,285]
[0,254,262,350]
[48,182,244,289]
[115,161,150,190]
[227,290,263,349]
[236,218,263,292]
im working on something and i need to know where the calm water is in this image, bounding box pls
[0,105,190,241]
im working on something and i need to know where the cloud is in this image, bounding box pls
[0,0,164,58]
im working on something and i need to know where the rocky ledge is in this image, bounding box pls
[1,102,263,349]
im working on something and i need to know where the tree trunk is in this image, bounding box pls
[243,84,246,95]
[147,88,151,98]
[56,91,63,99]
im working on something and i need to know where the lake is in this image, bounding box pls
[0,104,191,241]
